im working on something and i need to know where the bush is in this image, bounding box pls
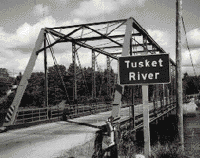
[104,96,112,103]
[149,142,188,158]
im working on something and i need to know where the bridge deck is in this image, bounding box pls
[0,101,175,158]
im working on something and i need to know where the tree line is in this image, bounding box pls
[0,65,198,110]
[1,63,118,109]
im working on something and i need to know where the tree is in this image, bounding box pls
[182,72,199,95]
[0,68,13,97]
[21,72,45,107]
[0,68,9,78]
[48,64,69,105]
[14,72,22,85]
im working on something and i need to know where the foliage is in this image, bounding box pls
[182,72,199,95]
[0,68,15,97]
[3,66,197,108]
[21,72,45,107]
[0,68,9,78]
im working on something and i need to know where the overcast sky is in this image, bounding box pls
[0,0,200,77]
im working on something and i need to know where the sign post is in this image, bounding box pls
[119,53,170,157]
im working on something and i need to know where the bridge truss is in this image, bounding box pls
[2,17,176,127]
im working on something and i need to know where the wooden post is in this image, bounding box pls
[143,35,151,157]
[176,0,184,152]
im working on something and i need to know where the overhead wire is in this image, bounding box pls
[181,16,197,77]
[182,15,199,92]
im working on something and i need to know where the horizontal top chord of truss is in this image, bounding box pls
[37,17,175,65]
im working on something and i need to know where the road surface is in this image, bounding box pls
[0,103,157,158]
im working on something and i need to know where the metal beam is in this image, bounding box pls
[72,43,77,103]
[131,17,167,54]
[44,33,48,118]
[83,25,123,47]
[107,56,111,96]
[3,29,45,126]
[111,18,134,118]
[46,19,127,30]
[57,33,141,43]
[45,28,118,60]
[95,42,149,49]
[36,27,84,55]
[92,50,96,99]
[110,50,157,55]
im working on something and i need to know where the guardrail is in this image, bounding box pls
[0,95,176,126]
[13,96,176,126]
[115,97,176,132]
[14,102,114,125]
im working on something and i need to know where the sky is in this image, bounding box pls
[0,0,200,77]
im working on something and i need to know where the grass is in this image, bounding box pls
[57,115,189,158]
[57,136,189,158]
[149,142,188,158]
[56,137,95,158]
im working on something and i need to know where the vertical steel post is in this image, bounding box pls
[111,18,134,157]
[107,56,111,97]
[44,32,49,119]
[92,50,96,99]
[152,45,158,116]
[130,37,135,129]
[176,0,184,151]
[143,35,151,157]
[72,43,77,104]
[162,84,165,112]
[131,86,135,128]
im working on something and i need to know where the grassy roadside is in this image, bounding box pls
[57,139,189,158]
[57,137,95,158]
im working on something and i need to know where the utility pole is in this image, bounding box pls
[176,0,184,152]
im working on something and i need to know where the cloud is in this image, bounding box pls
[181,48,200,76]
[181,28,200,75]
[33,4,49,17]
[147,29,176,61]
[182,49,200,65]
[147,29,172,47]
[185,28,200,49]
[73,0,117,17]
[0,14,86,73]
[73,0,146,18]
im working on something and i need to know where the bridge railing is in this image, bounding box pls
[13,95,176,126]
[14,102,114,125]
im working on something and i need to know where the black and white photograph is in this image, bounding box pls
[0,0,200,157]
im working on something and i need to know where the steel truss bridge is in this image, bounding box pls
[0,18,183,156]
